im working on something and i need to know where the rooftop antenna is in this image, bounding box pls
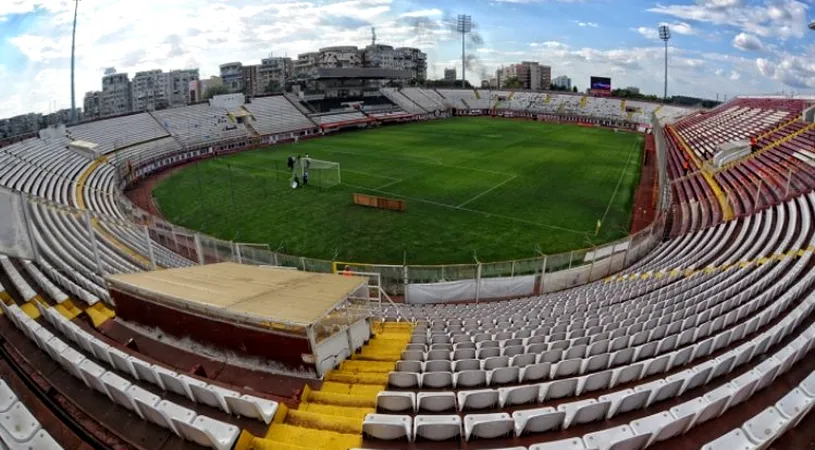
[371,27,377,46]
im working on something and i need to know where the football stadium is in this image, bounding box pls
[1,6,815,450]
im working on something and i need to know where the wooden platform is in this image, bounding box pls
[106,262,367,327]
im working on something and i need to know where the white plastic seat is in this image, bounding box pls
[414,415,461,441]
[101,372,133,410]
[512,406,565,436]
[389,372,420,388]
[417,392,456,412]
[130,358,162,386]
[610,363,643,387]
[0,380,18,412]
[499,385,538,407]
[455,370,487,388]
[583,424,648,450]
[57,346,86,380]
[126,385,161,420]
[754,357,781,392]
[457,389,499,410]
[88,337,114,366]
[775,387,814,428]
[464,412,513,440]
[396,360,422,372]
[742,406,787,448]
[490,366,520,385]
[630,411,693,447]
[599,389,649,419]
[728,371,759,408]
[558,398,610,428]
[177,374,207,402]
[454,359,481,372]
[421,371,453,388]
[173,414,240,450]
[701,428,757,450]
[578,370,612,394]
[521,363,551,382]
[20,429,62,450]
[553,358,582,378]
[529,437,587,449]
[108,347,138,378]
[800,370,815,397]
[224,394,279,424]
[0,402,39,443]
[78,359,107,393]
[541,378,578,401]
[425,360,452,372]
[376,391,415,413]
[44,337,68,362]
[136,399,196,436]
[363,414,412,441]
[153,365,189,395]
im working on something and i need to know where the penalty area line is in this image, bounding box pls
[457,175,518,208]
[343,182,587,235]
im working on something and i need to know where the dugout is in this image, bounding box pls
[106,263,372,376]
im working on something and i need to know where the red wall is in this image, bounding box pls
[111,289,314,371]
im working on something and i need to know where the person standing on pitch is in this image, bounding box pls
[303,170,309,186]
[287,155,294,171]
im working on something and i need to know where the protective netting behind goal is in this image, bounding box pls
[292,158,341,189]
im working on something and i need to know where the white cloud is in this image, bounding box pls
[649,0,810,39]
[635,27,659,39]
[714,68,725,76]
[729,70,741,80]
[732,32,763,51]
[399,8,442,18]
[754,47,815,89]
[573,20,598,28]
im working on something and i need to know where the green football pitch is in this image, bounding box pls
[153,117,644,265]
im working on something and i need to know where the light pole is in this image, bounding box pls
[457,14,472,89]
[70,0,80,124]
[809,21,815,30]
[659,25,671,102]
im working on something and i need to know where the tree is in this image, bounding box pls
[264,80,282,94]
[572,86,578,93]
[504,77,522,89]
[204,85,229,100]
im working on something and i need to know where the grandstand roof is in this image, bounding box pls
[105,262,368,327]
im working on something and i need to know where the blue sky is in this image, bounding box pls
[0,0,813,117]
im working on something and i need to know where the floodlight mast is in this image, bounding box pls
[457,14,472,89]
[70,0,80,124]
[809,21,815,30]
[659,25,671,102]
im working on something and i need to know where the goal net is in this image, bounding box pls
[292,157,341,189]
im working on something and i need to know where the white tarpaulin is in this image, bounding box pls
[406,275,536,305]
[0,188,35,260]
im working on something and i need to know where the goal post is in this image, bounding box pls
[292,157,341,190]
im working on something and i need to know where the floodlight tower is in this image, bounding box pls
[659,25,671,102]
[70,0,80,124]
[809,20,815,30]
[457,14,472,89]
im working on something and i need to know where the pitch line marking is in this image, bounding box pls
[343,182,587,235]
[373,178,405,190]
[598,137,642,234]
[457,175,518,208]
[315,145,516,177]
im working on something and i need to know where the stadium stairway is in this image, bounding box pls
[235,321,413,450]
[667,125,734,221]
[621,99,627,112]
[713,121,815,175]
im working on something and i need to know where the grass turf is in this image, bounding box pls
[153,117,644,265]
